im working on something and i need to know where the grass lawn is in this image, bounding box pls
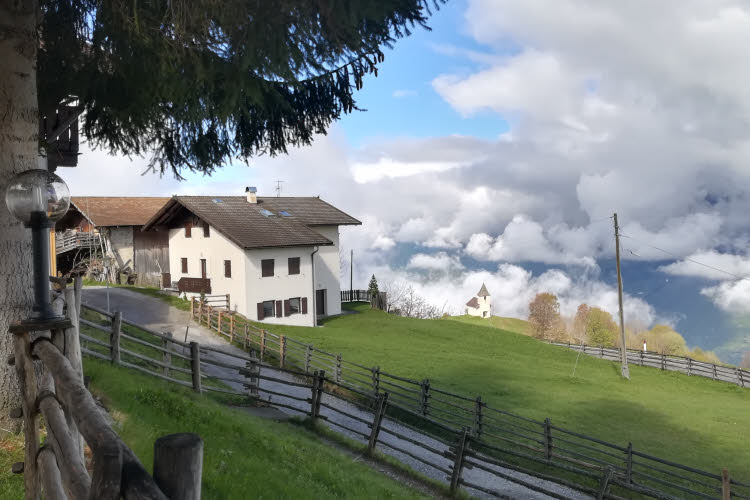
[1,358,430,499]
[451,314,531,336]
[254,303,750,481]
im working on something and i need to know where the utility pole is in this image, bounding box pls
[613,213,630,379]
[350,249,353,297]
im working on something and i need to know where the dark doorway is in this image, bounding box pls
[316,289,326,315]
[200,259,207,279]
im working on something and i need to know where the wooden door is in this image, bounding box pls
[200,259,207,279]
[316,289,326,315]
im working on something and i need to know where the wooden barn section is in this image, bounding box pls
[60,197,171,285]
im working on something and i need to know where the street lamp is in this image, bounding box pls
[5,169,70,323]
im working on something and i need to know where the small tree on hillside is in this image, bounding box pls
[646,325,688,355]
[586,307,618,347]
[368,274,379,298]
[572,303,590,343]
[528,293,561,340]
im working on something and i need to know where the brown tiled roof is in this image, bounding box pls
[71,197,170,227]
[466,297,480,308]
[257,197,361,226]
[143,196,336,249]
[477,283,490,297]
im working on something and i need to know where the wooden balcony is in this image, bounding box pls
[55,231,101,254]
[177,277,211,294]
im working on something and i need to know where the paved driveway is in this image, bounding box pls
[81,287,589,500]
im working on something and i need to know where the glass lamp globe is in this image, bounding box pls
[5,169,70,225]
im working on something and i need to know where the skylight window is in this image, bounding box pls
[259,209,274,217]
[212,198,223,204]
[279,210,292,217]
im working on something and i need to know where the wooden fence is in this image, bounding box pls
[189,299,749,500]
[8,277,202,500]
[341,289,370,302]
[550,342,749,389]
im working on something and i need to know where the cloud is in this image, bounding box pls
[660,251,750,280]
[407,252,465,271]
[702,280,750,314]
[393,89,417,98]
[350,157,463,183]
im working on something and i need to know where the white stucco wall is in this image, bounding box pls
[244,247,317,327]
[467,295,492,318]
[106,227,134,272]
[168,225,247,314]
[311,225,342,317]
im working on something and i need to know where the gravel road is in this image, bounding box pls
[81,287,590,500]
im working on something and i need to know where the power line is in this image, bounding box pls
[619,234,750,282]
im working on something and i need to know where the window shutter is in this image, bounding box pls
[203,222,210,237]
[224,260,231,278]
[301,297,308,314]
[181,258,188,273]
[257,302,264,320]
[275,300,282,318]
[284,300,291,317]
[185,222,192,237]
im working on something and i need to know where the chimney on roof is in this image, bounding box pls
[245,186,257,204]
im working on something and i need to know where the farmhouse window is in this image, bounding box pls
[288,257,300,275]
[259,300,275,319]
[224,260,231,278]
[289,297,301,315]
[181,258,188,273]
[203,222,210,237]
[185,222,192,237]
[200,259,207,279]
[301,297,308,314]
[261,259,274,277]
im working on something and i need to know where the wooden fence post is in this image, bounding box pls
[153,433,203,500]
[229,314,234,343]
[596,468,614,500]
[310,371,325,421]
[661,352,666,370]
[473,396,483,440]
[279,335,286,368]
[371,366,380,397]
[367,392,389,454]
[625,442,633,484]
[420,379,430,416]
[207,306,212,328]
[217,311,222,335]
[260,330,266,360]
[712,364,717,381]
[225,293,230,309]
[243,361,259,397]
[737,368,745,388]
[190,298,194,319]
[335,354,342,383]
[12,330,41,499]
[722,468,731,500]
[162,332,172,377]
[243,324,248,351]
[449,429,469,494]
[305,345,313,373]
[687,357,692,376]
[110,311,122,365]
[543,418,552,462]
[190,342,201,394]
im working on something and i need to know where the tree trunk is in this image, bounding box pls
[0,0,39,429]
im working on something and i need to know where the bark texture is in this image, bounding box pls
[0,0,39,430]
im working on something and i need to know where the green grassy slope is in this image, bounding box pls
[1,359,428,499]
[451,314,531,336]
[262,304,750,481]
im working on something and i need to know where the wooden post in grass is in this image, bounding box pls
[153,433,203,500]
[207,306,212,328]
[243,324,248,351]
[687,357,692,376]
[473,396,483,440]
[335,353,342,383]
[190,342,202,394]
[260,330,266,359]
[12,330,41,499]
[279,335,286,368]
[371,366,380,397]
[110,311,122,365]
[217,311,222,335]
[190,298,194,318]
[225,293,230,310]
[229,314,234,343]
[310,371,325,421]
[367,392,389,454]
[449,429,469,494]
[722,468,731,500]
[420,379,430,416]
[162,332,172,377]
[625,443,633,484]
[543,418,552,462]
[305,345,312,373]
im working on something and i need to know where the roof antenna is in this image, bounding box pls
[275,180,284,197]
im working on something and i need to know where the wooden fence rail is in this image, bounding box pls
[186,298,749,500]
[340,289,370,302]
[8,277,203,500]
[549,342,750,389]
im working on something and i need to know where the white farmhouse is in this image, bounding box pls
[143,188,360,327]
[465,283,492,318]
